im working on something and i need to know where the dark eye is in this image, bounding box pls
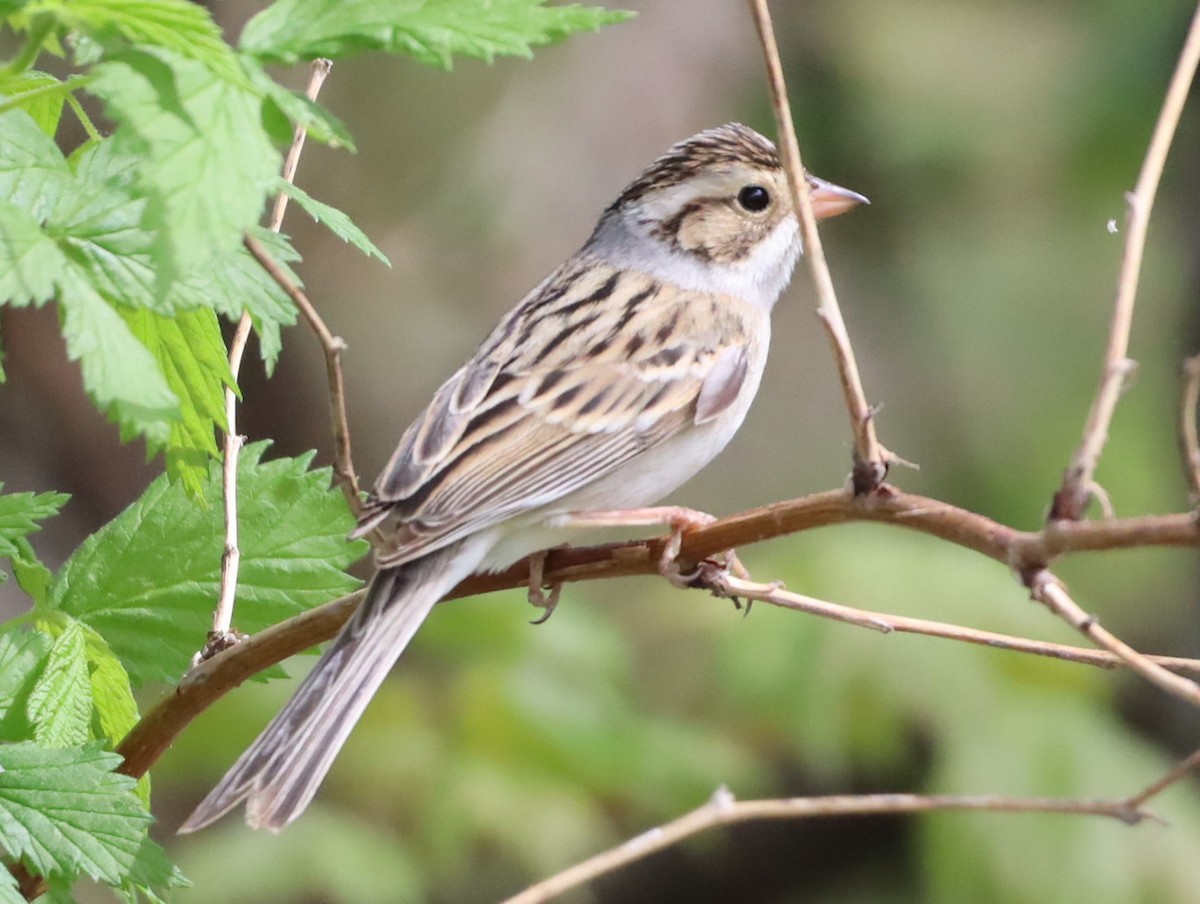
[737,185,771,211]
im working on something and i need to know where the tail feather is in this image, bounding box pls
[179,542,479,833]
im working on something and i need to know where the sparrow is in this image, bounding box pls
[180,123,866,832]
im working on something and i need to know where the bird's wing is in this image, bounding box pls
[354,261,754,566]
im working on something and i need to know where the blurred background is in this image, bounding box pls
[3,0,1200,901]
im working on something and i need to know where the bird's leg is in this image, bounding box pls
[526,549,563,625]
[554,506,739,588]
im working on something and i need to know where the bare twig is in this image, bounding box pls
[1180,355,1200,499]
[746,0,890,493]
[1028,571,1200,709]
[209,60,333,645]
[1051,2,1200,520]
[242,234,362,511]
[115,489,1200,785]
[708,571,1200,676]
[1124,746,1200,811]
[499,786,1153,904]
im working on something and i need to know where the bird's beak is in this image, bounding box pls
[807,176,870,220]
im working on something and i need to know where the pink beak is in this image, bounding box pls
[807,176,870,220]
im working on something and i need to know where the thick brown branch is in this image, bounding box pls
[114,488,1200,784]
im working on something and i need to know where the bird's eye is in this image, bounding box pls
[737,185,771,212]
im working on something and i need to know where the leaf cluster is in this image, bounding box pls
[0,0,630,899]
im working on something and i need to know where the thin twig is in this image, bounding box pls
[1124,746,1200,811]
[115,489,1200,784]
[1051,1,1200,520]
[1029,571,1200,709]
[1180,355,1200,499]
[746,0,889,493]
[709,571,1200,676]
[498,786,1153,904]
[241,234,362,511]
[208,60,333,645]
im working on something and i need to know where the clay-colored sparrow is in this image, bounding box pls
[181,123,866,832]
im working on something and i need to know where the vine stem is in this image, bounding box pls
[207,60,333,649]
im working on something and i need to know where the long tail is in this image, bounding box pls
[179,541,478,833]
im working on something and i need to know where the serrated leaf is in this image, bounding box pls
[168,228,301,373]
[88,49,280,289]
[27,621,92,748]
[0,107,74,222]
[77,623,147,805]
[121,306,231,497]
[50,442,366,686]
[54,140,299,371]
[0,70,77,137]
[0,200,64,307]
[53,0,245,86]
[0,742,181,893]
[78,624,139,749]
[279,179,389,264]
[12,538,53,608]
[0,630,52,742]
[245,58,355,150]
[0,872,21,904]
[0,486,69,558]
[240,0,633,67]
[56,270,179,445]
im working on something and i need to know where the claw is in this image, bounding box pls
[527,550,564,625]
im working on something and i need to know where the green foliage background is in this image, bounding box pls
[1,0,1199,902]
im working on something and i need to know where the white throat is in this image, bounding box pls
[586,210,801,312]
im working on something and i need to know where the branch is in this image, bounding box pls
[115,488,1200,783]
[746,0,891,493]
[498,785,1153,904]
[208,60,333,649]
[705,570,1200,676]
[1180,355,1200,499]
[1050,2,1200,520]
[241,233,362,513]
[1124,746,1200,811]
[1028,570,1200,710]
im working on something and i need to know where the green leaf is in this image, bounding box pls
[52,0,245,86]
[55,140,299,371]
[79,624,139,749]
[50,442,366,686]
[56,270,179,445]
[0,742,182,894]
[0,486,69,558]
[0,106,74,221]
[11,538,54,604]
[279,179,390,265]
[0,873,21,904]
[0,200,63,307]
[121,306,232,497]
[0,117,189,450]
[27,621,92,748]
[245,59,355,151]
[88,49,280,289]
[240,0,633,68]
[167,227,301,373]
[0,629,52,742]
[0,70,79,137]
